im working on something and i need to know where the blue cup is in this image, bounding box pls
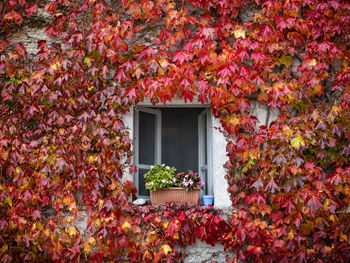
[202,195,214,206]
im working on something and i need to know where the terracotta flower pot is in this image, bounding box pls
[150,187,200,206]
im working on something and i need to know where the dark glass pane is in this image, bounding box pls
[139,111,155,165]
[138,168,150,196]
[161,108,203,173]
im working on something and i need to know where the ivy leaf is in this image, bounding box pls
[114,69,127,83]
[173,51,193,64]
[236,48,249,62]
[25,4,38,16]
[67,225,78,236]
[45,26,59,37]
[260,24,273,37]
[199,27,216,39]
[45,2,58,13]
[265,179,279,193]
[291,135,305,150]
[159,244,172,256]
[279,54,293,68]
[232,25,246,38]
[4,11,23,24]
[126,87,137,100]
[251,179,263,191]
[305,195,322,210]
[247,245,263,256]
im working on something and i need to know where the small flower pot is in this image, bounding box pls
[202,195,214,206]
[150,187,200,206]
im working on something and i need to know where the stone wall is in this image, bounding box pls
[183,241,233,263]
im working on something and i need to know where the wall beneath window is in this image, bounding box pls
[182,240,234,262]
[122,100,279,209]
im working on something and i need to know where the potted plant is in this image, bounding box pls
[144,164,204,206]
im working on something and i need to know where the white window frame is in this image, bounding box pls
[134,104,213,199]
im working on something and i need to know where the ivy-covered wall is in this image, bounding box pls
[1,1,349,262]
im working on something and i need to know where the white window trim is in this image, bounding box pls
[133,102,214,199]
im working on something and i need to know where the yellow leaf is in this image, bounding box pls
[340,232,348,243]
[282,125,293,137]
[67,225,78,236]
[103,34,112,42]
[88,155,95,163]
[324,199,330,209]
[0,244,8,254]
[158,67,165,76]
[307,58,317,66]
[291,135,305,150]
[307,248,314,255]
[87,237,96,246]
[68,97,75,104]
[332,105,342,115]
[122,221,131,230]
[288,231,294,240]
[83,57,91,64]
[160,244,172,256]
[83,243,91,254]
[49,62,58,71]
[65,216,75,223]
[279,54,293,67]
[232,26,246,38]
[313,83,324,95]
[44,229,51,236]
[158,58,168,68]
[5,197,12,207]
[101,217,113,223]
[330,214,337,222]
[249,205,258,215]
[63,197,73,206]
[173,232,179,239]
[94,218,101,227]
[98,199,103,208]
[33,222,43,230]
[163,222,169,229]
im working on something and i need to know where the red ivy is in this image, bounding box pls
[0,0,349,262]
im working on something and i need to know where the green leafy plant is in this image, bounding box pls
[144,165,204,191]
[144,164,177,191]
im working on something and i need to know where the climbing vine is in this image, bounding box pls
[0,0,349,262]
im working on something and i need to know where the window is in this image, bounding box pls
[134,107,212,198]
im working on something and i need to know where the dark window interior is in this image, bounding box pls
[137,107,205,196]
[138,168,150,196]
[160,108,203,173]
[139,111,155,165]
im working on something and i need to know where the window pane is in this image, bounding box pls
[138,168,150,196]
[161,108,203,173]
[139,111,155,165]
